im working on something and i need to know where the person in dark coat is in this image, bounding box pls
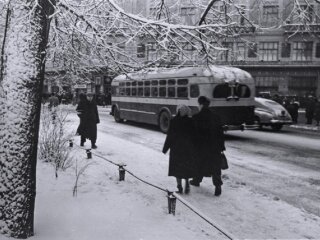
[314,98,320,126]
[305,96,316,124]
[76,93,100,149]
[286,99,299,124]
[162,105,197,194]
[76,93,89,146]
[190,96,226,196]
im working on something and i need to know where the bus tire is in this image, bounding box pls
[114,107,123,123]
[159,110,171,133]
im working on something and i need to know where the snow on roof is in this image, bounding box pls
[113,65,253,84]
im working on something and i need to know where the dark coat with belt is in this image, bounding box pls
[76,97,100,141]
[162,115,197,178]
[192,107,225,177]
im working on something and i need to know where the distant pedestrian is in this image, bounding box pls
[162,105,197,194]
[86,93,100,149]
[76,93,100,149]
[305,96,315,124]
[314,98,320,126]
[48,93,59,110]
[190,96,226,196]
[48,93,60,121]
[287,99,299,124]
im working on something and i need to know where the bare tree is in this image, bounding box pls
[0,0,55,238]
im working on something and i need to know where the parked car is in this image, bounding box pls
[254,97,292,131]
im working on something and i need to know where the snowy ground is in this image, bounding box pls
[2,105,320,240]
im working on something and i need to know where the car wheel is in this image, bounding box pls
[114,107,123,123]
[159,111,171,133]
[271,124,283,131]
[255,116,263,130]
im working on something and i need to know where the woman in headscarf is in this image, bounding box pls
[162,105,197,194]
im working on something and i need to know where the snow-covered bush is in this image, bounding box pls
[39,105,74,178]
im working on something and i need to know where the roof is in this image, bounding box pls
[113,65,254,84]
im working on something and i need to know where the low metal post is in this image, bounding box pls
[167,192,177,215]
[86,149,92,159]
[119,165,126,181]
[69,139,73,147]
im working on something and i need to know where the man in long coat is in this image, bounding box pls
[76,93,100,149]
[190,96,226,196]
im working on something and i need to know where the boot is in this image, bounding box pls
[177,185,183,194]
[214,186,222,196]
[184,181,190,194]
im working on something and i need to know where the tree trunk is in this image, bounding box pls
[0,1,53,238]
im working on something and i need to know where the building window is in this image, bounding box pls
[238,5,246,26]
[147,42,157,61]
[137,44,146,58]
[248,43,257,58]
[281,42,291,58]
[292,42,313,61]
[262,5,279,27]
[180,7,196,25]
[316,43,320,58]
[259,42,279,61]
[290,5,314,24]
[235,42,246,60]
[220,42,233,61]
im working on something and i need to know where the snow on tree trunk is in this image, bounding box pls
[0,1,53,238]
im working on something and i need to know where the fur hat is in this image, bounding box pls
[176,104,191,117]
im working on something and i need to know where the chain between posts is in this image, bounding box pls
[73,143,234,239]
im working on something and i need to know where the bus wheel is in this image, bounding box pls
[114,107,123,123]
[159,111,170,133]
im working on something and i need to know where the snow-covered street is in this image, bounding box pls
[3,105,319,240]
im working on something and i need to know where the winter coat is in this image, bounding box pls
[314,101,320,121]
[76,97,100,141]
[162,115,197,178]
[192,107,225,177]
[305,99,316,119]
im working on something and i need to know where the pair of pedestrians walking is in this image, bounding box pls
[76,93,100,149]
[162,96,226,196]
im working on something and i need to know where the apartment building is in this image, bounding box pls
[116,0,320,97]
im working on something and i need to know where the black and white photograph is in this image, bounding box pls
[0,0,320,239]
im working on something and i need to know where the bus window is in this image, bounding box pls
[145,81,150,86]
[125,87,131,96]
[119,87,125,96]
[144,81,151,97]
[151,87,158,97]
[178,79,188,85]
[177,87,188,98]
[159,80,166,85]
[190,84,199,98]
[159,87,166,97]
[132,81,137,86]
[168,79,176,85]
[168,87,175,97]
[138,87,143,96]
[119,82,125,87]
[138,81,143,86]
[236,84,250,98]
[213,84,229,98]
[144,86,150,96]
[126,82,131,86]
[132,87,137,96]
[151,80,158,85]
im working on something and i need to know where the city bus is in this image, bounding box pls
[110,65,256,133]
